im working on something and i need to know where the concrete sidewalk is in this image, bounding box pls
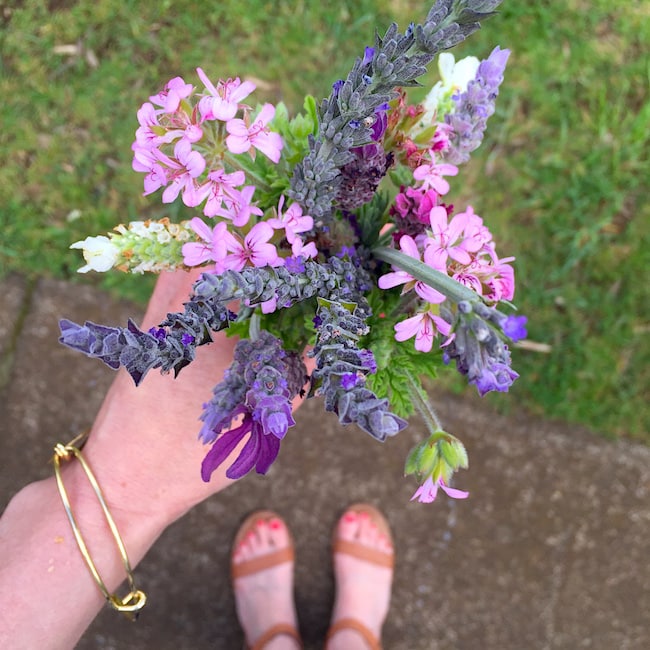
[1,273,648,649]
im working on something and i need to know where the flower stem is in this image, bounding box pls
[404,368,443,436]
[372,245,480,304]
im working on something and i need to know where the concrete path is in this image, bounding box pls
[1,273,648,649]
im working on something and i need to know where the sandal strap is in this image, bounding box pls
[232,546,294,579]
[325,618,381,650]
[333,539,394,569]
[250,622,302,650]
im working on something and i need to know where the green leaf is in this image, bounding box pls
[373,246,480,304]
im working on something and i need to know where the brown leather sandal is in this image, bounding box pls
[325,503,395,650]
[231,511,302,650]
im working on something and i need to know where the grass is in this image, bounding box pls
[1,1,648,440]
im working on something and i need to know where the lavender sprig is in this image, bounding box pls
[309,298,407,441]
[200,331,307,481]
[289,0,503,223]
[441,300,527,396]
[445,45,510,164]
[59,258,372,385]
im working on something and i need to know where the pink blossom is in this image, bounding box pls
[149,76,193,113]
[132,146,168,195]
[161,139,206,206]
[221,222,281,271]
[290,237,318,259]
[472,249,516,302]
[134,102,163,150]
[424,206,474,268]
[394,311,451,352]
[377,235,446,304]
[411,476,469,503]
[267,196,313,244]
[452,270,484,295]
[455,206,492,253]
[413,157,458,195]
[431,123,452,152]
[182,218,228,267]
[197,169,245,218]
[196,69,256,121]
[226,104,283,163]
[210,185,263,227]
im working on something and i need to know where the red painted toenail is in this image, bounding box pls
[269,519,282,529]
[343,512,357,522]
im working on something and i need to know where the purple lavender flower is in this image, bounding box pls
[445,46,511,164]
[503,315,528,342]
[473,362,519,396]
[201,410,281,481]
[341,373,360,390]
[199,331,307,482]
[441,300,521,397]
[310,298,406,441]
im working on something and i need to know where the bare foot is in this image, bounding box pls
[232,514,300,650]
[326,506,394,649]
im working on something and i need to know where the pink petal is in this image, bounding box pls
[378,270,411,290]
[252,131,283,163]
[226,133,251,154]
[440,484,469,499]
[255,103,276,125]
[394,314,424,342]
[230,79,256,103]
[398,234,420,259]
[182,242,212,266]
[245,222,274,248]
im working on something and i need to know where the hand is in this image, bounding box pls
[77,269,247,528]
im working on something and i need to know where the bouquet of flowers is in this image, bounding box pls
[59,0,526,504]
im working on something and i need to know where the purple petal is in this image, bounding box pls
[225,426,261,479]
[200,420,251,482]
[255,432,281,475]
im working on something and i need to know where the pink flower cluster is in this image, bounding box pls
[379,151,515,352]
[131,70,318,314]
[182,196,316,275]
[131,69,283,218]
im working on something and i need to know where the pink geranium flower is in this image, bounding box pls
[149,76,193,113]
[221,222,282,271]
[196,69,256,121]
[134,102,163,150]
[182,218,228,267]
[267,196,313,244]
[424,205,474,268]
[394,310,451,352]
[378,235,446,304]
[226,104,283,163]
[290,237,318,259]
[413,156,458,195]
[211,185,263,227]
[411,476,469,503]
[198,169,246,218]
[160,139,206,206]
[132,146,168,196]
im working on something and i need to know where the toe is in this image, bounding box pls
[338,510,360,542]
[267,517,290,549]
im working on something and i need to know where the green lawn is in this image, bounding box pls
[2,1,648,439]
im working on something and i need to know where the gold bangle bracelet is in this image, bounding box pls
[53,432,147,621]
